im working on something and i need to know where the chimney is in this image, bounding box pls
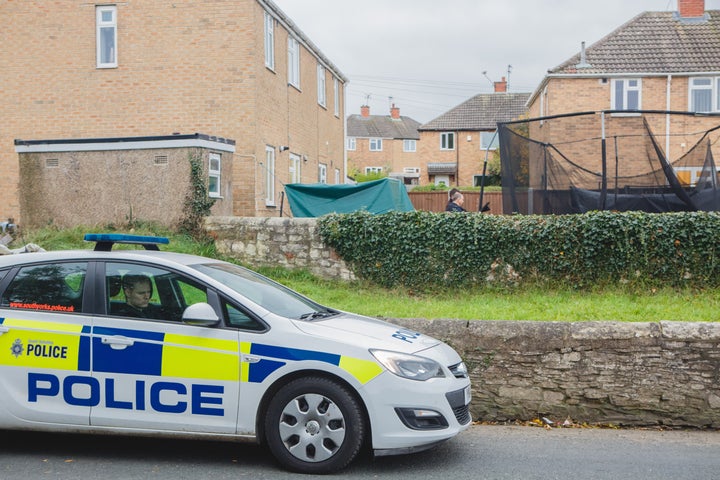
[678,0,705,18]
[361,105,370,117]
[390,103,400,119]
[494,77,507,93]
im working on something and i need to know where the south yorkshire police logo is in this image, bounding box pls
[10,339,23,358]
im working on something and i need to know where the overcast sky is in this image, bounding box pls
[271,0,720,124]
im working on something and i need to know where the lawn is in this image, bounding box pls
[11,225,719,322]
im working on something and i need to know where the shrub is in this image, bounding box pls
[317,210,720,289]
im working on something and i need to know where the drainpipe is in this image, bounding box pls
[666,75,672,159]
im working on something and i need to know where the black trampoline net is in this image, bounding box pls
[498,111,720,214]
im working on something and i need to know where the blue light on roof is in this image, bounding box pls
[84,233,170,251]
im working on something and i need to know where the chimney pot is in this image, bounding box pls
[361,105,370,117]
[390,103,400,119]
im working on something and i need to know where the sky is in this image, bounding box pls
[271,0,720,124]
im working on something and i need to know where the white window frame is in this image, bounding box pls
[346,137,356,151]
[689,77,715,112]
[318,163,327,184]
[440,132,455,150]
[289,153,301,184]
[264,12,275,70]
[611,78,641,111]
[480,131,499,150]
[403,139,416,152]
[265,146,276,206]
[333,78,340,117]
[335,168,340,184]
[369,138,383,151]
[288,37,300,88]
[96,6,117,68]
[365,166,383,174]
[317,64,327,107]
[208,153,222,198]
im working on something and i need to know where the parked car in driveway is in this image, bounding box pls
[0,233,471,473]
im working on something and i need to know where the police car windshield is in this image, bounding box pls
[192,263,331,319]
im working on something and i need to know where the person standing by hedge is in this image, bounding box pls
[446,191,466,212]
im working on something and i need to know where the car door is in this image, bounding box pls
[0,261,93,426]
[89,262,240,434]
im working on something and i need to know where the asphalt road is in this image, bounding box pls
[1,425,718,479]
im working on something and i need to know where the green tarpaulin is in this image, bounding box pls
[284,178,414,217]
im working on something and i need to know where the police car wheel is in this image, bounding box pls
[264,376,365,474]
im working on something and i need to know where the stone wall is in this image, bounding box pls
[206,216,354,280]
[206,216,720,428]
[393,318,720,428]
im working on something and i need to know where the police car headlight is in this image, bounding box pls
[370,350,445,381]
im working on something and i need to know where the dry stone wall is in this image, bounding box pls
[206,216,720,428]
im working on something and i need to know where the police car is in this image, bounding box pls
[0,234,471,473]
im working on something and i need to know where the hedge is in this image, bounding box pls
[316,210,720,289]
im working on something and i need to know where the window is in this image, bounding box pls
[317,64,326,107]
[480,131,499,150]
[346,137,356,151]
[403,139,416,152]
[265,146,276,206]
[369,138,383,151]
[335,168,340,184]
[440,132,455,150]
[288,37,300,88]
[365,166,383,174]
[690,77,713,112]
[334,78,340,116]
[611,78,641,111]
[96,6,117,68]
[318,163,327,183]
[264,12,274,70]
[208,153,221,198]
[289,153,301,183]
[1,262,87,313]
[105,263,207,321]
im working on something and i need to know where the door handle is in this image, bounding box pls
[101,335,135,350]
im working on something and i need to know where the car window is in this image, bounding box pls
[106,262,208,322]
[221,297,267,332]
[0,262,87,313]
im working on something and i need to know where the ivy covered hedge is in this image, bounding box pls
[317,210,720,289]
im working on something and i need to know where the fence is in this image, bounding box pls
[407,191,503,213]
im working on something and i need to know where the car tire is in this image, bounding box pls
[263,376,366,474]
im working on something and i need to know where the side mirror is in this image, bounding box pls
[182,302,220,326]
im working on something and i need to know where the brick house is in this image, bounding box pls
[418,79,530,187]
[525,0,720,185]
[0,0,346,225]
[346,105,422,186]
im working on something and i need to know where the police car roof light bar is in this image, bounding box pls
[84,233,170,251]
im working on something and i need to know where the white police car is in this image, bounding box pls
[0,234,471,473]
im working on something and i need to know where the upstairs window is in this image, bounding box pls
[288,37,300,88]
[318,163,327,184]
[369,138,383,151]
[480,131,499,150]
[346,137,356,151]
[96,6,117,68]
[317,65,327,107]
[689,77,716,112]
[403,139,416,152]
[264,12,274,70]
[440,132,455,150]
[289,153,301,183]
[611,78,641,111]
[208,153,221,198]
